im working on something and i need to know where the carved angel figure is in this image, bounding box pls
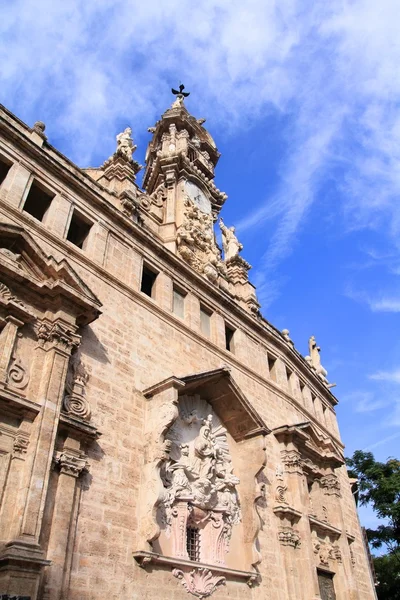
[116,127,136,160]
[219,218,243,261]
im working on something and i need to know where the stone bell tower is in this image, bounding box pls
[143,85,227,252]
[142,87,259,314]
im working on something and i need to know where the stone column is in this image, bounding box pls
[0,319,79,598]
[41,440,87,600]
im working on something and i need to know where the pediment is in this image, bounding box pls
[273,422,344,468]
[0,224,101,325]
[145,367,270,442]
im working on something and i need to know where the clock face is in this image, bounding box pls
[185,181,211,214]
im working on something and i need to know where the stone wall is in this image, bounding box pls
[0,105,377,600]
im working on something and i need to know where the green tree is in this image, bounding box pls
[346,450,400,600]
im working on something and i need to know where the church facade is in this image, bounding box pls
[0,93,376,600]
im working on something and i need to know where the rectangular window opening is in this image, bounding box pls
[285,365,293,391]
[141,264,158,298]
[173,287,186,318]
[186,527,200,562]
[225,324,235,352]
[23,181,54,222]
[66,209,92,250]
[268,354,277,382]
[0,157,12,187]
[200,306,211,337]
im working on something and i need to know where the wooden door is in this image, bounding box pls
[317,570,336,600]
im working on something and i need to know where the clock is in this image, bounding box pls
[185,181,211,214]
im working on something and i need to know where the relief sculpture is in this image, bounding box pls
[158,395,241,566]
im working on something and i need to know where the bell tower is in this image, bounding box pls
[143,86,259,314]
[143,86,227,252]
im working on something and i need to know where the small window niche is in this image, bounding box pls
[140,264,158,298]
[0,156,12,187]
[66,209,92,250]
[267,354,277,382]
[186,526,200,562]
[200,305,212,337]
[23,180,54,222]
[225,324,235,353]
[285,365,293,392]
[172,286,186,319]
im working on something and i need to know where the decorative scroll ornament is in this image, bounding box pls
[275,484,288,505]
[7,354,29,390]
[63,353,91,421]
[172,567,225,599]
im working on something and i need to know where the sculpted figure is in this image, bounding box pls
[166,444,196,497]
[306,335,328,384]
[219,218,243,261]
[193,415,217,479]
[116,127,136,160]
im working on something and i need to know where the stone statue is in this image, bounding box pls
[305,335,328,384]
[116,127,136,160]
[219,218,243,261]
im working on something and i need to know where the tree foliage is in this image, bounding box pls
[346,450,400,552]
[346,450,400,599]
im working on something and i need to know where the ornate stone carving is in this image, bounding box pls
[35,320,80,351]
[281,449,303,474]
[116,127,137,161]
[320,473,341,497]
[278,526,301,548]
[55,450,88,478]
[177,199,224,283]
[159,397,241,565]
[63,352,91,420]
[7,353,29,390]
[305,336,336,387]
[32,120,47,139]
[13,431,30,457]
[275,484,288,504]
[281,329,294,346]
[0,282,30,311]
[172,567,226,599]
[219,218,243,262]
[329,544,342,563]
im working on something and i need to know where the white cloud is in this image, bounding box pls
[370,369,400,384]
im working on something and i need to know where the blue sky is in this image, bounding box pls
[2,0,400,533]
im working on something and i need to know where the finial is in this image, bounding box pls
[32,121,47,140]
[171,83,190,106]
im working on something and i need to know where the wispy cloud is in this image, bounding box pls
[370,369,400,384]
[341,391,388,414]
[2,1,400,305]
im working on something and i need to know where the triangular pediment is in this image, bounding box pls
[177,368,270,442]
[0,224,101,325]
